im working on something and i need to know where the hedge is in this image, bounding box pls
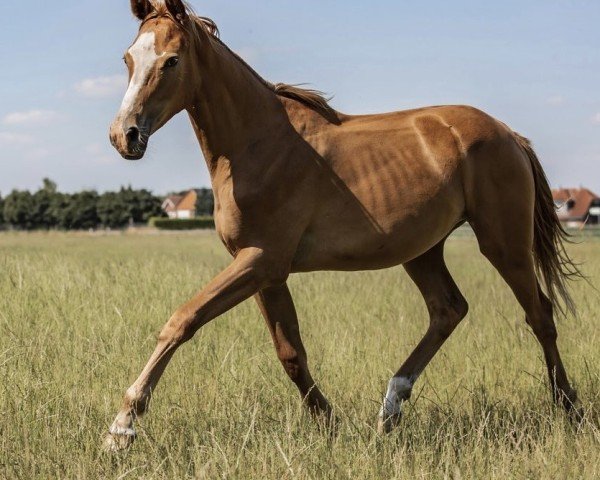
[149,217,215,230]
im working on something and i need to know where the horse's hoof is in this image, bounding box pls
[567,400,585,427]
[570,407,585,428]
[377,413,401,434]
[321,412,340,441]
[563,390,585,426]
[103,426,136,452]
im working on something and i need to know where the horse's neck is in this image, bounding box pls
[186,42,285,174]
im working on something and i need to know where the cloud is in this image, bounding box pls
[85,143,104,156]
[24,147,52,160]
[85,142,118,164]
[591,113,600,125]
[2,109,62,126]
[74,74,127,98]
[0,132,35,146]
[546,95,565,106]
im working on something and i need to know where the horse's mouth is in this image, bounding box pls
[122,151,145,161]
[120,140,148,161]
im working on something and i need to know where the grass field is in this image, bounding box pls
[0,231,598,479]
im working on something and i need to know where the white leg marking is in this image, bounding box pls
[104,417,137,452]
[109,421,136,437]
[108,402,139,438]
[379,376,415,419]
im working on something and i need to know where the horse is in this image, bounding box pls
[106,0,583,450]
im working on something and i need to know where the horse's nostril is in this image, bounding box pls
[126,126,140,144]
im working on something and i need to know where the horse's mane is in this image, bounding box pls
[148,2,339,123]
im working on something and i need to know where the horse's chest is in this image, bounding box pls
[212,165,292,255]
[213,183,266,255]
[213,192,243,255]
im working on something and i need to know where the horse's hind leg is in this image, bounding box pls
[378,240,468,433]
[473,222,581,416]
[255,284,333,424]
[463,131,582,419]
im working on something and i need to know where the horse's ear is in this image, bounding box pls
[164,0,189,23]
[130,0,152,21]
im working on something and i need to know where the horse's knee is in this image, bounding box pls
[429,293,468,339]
[276,346,306,383]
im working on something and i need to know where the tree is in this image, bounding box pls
[48,192,71,230]
[97,187,164,228]
[58,191,99,230]
[3,190,35,229]
[97,191,130,228]
[41,178,57,193]
[194,188,214,217]
[31,178,60,229]
[71,191,100,229]
[0,194,4,226]
[1,181,166,230]
[132,188,164,222]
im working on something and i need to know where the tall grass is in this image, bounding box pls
[0,232,598,479]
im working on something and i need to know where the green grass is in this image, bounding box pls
[0,231,598,479]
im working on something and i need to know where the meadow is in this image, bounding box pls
[0,231,598,479]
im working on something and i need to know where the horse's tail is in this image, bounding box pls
[514,132,583,316]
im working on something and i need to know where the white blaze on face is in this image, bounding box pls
[379,376,415,419]
[119,32,165,118]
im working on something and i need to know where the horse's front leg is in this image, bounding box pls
[255,284,333,421]
[103,248,287,451]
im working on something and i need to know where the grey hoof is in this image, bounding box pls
[377,413,401,434]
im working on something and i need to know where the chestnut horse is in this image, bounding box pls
[106,0,582,450]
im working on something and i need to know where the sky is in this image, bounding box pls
[0,0,599,195]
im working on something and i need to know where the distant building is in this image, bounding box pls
[161,189,214,219]
[161,194,184,218]
[552,187,600,227]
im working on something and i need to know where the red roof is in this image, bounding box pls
[552,187,599,220]
[162,195,183,212]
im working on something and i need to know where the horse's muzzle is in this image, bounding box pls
[109,121,148,161]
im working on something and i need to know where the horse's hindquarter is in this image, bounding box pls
[292,106,480,271]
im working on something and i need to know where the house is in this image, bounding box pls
[552,187,600,227]
[161,189,214,219]
[161,194,184,218]
[161,190,197,219]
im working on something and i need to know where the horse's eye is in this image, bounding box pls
[164,56,179,68]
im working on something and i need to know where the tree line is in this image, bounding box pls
[194,188,215,217]
[0,179,166,230]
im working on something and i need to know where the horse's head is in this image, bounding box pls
[110,0,197,160]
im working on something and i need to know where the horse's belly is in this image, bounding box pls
[291,191,464,272]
